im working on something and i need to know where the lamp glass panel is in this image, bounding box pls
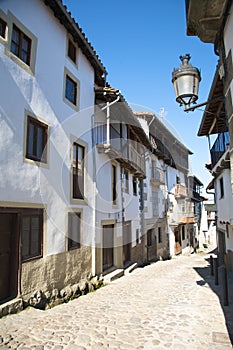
[175,75,198,98]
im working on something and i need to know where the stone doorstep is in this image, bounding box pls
[104,263,138,284]
[0,298,23,318]
[103,269,124,284]
[124,262,138,275]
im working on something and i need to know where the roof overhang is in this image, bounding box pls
[186,0,228,43]
[198,64,226,136]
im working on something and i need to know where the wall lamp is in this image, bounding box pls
[172,54,224,112]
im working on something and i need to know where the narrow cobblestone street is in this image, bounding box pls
[0,250,233,350]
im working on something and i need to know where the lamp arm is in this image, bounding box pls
[184,96,224,112]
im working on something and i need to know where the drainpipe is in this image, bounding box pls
[91,93,120,276]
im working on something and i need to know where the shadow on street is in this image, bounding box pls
[194,249,233,346]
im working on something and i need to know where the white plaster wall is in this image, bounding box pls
[0,0,95,255]
[137,117,149,137]
[216,169,233,225]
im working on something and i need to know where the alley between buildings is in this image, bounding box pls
[0,248,233,350]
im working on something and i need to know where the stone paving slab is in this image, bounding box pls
[0,251,233,349]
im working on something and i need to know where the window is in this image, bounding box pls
[136,229,139,244]
[68,212,81,250]
[26,116,48,163]
[11,24,31,66]
[176,176,181,184]
[68,39,77,64]
[220,177,224,198]
[73,143,85,199]
[0,18,6,39]
[158,227,162,243]
[182,225,185,240]
[21,209,43,261]
[65,75,77,106]
[133,176,137,196]
[112,164,117,204]
[122,168,129,193]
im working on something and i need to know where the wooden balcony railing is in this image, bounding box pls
[175,184,187,198]
[95,123,145,177]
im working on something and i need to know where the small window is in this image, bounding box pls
[112,164,117,204]
[158,227,162,243]
[220,177,224,198]
[26,116,48,163]
[21,209,43,261]
[176,176,181,184]
[68,212,81,250]
[0,18,6,39]
[133,176,137,196]
[68,39,77,64]
[122,169,129,193]
[65,75,77,106]
[136,229,139,244]
[73,143,85,199]
[11,24,31,66]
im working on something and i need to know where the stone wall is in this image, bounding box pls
[21,246,93,305]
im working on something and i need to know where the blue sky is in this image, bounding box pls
[63,0,218,193]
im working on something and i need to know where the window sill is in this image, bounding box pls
[22,254,43,263]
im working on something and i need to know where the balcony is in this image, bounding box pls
[151,166,165,185]
[210,131,229,168]
[175,184,187,198]
[95,123,146,178]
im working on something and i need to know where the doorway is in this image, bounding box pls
[123,221,131,267]
[103,224,114,271]
[0,213,19,303]
[174,227,182,255]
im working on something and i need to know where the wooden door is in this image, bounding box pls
[174,227,182,255]
[103,224,114,271]
[0,213,19,303]
[147,229,157,261]
[123,221,131,267]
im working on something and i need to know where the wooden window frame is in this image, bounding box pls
[21,209,43,262]
[68,212,81,250]
[11,24,31,66]
[26,116,48,163]
[72,143,85,200]
[68,38,77,64]
[65,74,77,106]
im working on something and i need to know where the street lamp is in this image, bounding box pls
[172,54,223,112]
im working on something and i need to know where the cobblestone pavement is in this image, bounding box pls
[0,250,233,350]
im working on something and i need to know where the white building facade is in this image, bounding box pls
[0,0,107,305]
[186,0,233,269]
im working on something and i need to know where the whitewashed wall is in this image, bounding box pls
[0,0,95,255]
